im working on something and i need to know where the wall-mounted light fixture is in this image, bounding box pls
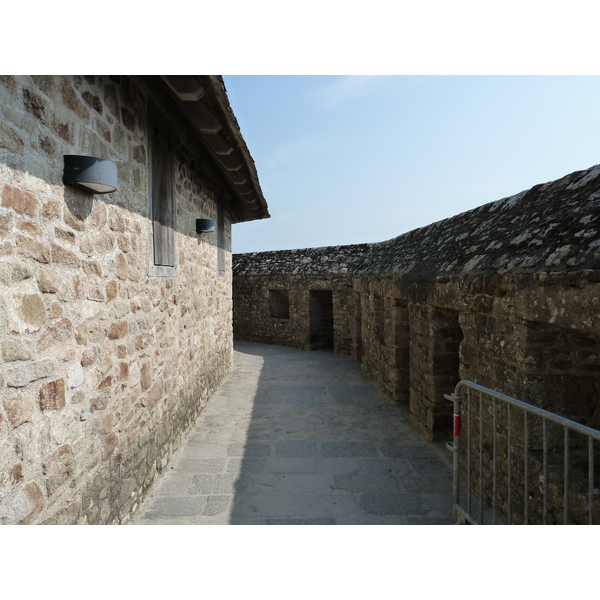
[63,155,118,194]
[196,219,215,234]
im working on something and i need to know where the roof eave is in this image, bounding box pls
[140,75,270,224]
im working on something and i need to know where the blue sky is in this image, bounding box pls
[225,76,600,254]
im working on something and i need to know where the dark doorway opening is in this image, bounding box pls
[309,290,334,350]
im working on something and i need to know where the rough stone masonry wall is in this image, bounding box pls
[0,76,233,524]
[234,166,600,523]
[234,165,600,437]
[233,273,356,354]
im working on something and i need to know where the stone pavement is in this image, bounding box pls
[132,341,454,525]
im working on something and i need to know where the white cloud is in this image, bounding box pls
[264,135,329,171]
[313,75,397,109]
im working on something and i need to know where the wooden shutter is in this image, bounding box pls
[152,132,175,267]
[217,203,226,276]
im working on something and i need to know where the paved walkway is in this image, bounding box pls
[132,341,454,525]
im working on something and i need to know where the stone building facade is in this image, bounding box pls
[234,166,600,441]
[0,75,268,524]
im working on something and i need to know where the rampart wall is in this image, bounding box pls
[234,166,600,440]
[234,165,600,523]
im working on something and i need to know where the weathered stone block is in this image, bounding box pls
[81,347,98,367]
[90,395,109,413]
[37,318,73,352]
[10,463,23,484]
[3,394,35,427]
[1,184,37,217]
[147,377,164,410]
[103,432,118,457]
[140,362,151,390]
[2,339,33,362]
[115,253,128,280]
[108,321,128,340]
[0,213,11,235]
[83,260,102,277]
[43,444,74,496]
[37,269,59,293]
[98,376,113,390]
[17,221,42,235]
[67,363,85,389]
[39,379,66,411]
[60,79,90,120]
[5,358,55,388]
[17,481,45,524]
[0,120,24,154]
[8,291,47,332]
[42,199,61,219]
[95,232,114,254]
[48,302,64,318]
[117,362,129,380]
[23,87,46,120]
[51,243,81,267]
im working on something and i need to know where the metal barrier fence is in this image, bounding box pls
[445,381,600,525]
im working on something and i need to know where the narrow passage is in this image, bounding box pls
[133,341,454,524]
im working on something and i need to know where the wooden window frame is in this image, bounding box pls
[148,121,177,277]
[217,202,226,277]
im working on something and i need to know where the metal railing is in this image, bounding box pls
[445,381,600,525]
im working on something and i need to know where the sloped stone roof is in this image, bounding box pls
[234,165,600,278]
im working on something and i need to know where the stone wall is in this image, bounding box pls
[0,76,236,524]
[233,165,600,440]
[233,274,356,353]
[233,166,600,523]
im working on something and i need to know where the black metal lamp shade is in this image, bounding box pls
[63,155,118,194]
[196,219,215,233]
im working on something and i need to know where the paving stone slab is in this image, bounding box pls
[141,496,207,518]
[263,517,337,525]
[227,442,272,457]
[204,495,234,516]
[187,473,248,495]
[230,492,359,519]
[226,458,268,474]
[332,472,403,494]
[133,342,454,525]
[276,440,318,458]
[320,441,378,458]
[268,458,317,474]
[359,493,423,516]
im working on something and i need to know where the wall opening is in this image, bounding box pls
[269,289,290,319]
[391,298,410,402]
[309,290,334,350]
[354,291,363,361]
[412,306,463,437]
[432,307,464,399]
[373,294,385,345]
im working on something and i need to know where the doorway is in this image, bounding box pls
[309,290,334,350]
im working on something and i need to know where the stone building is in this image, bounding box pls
[233,165,600,441]
[0,75,269,524]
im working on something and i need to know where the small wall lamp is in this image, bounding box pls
[63,155,118,194]
[196,219,215,234]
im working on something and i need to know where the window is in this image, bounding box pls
[217,203,226,277]
[269,289,290,319]
[149,124,176,276]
